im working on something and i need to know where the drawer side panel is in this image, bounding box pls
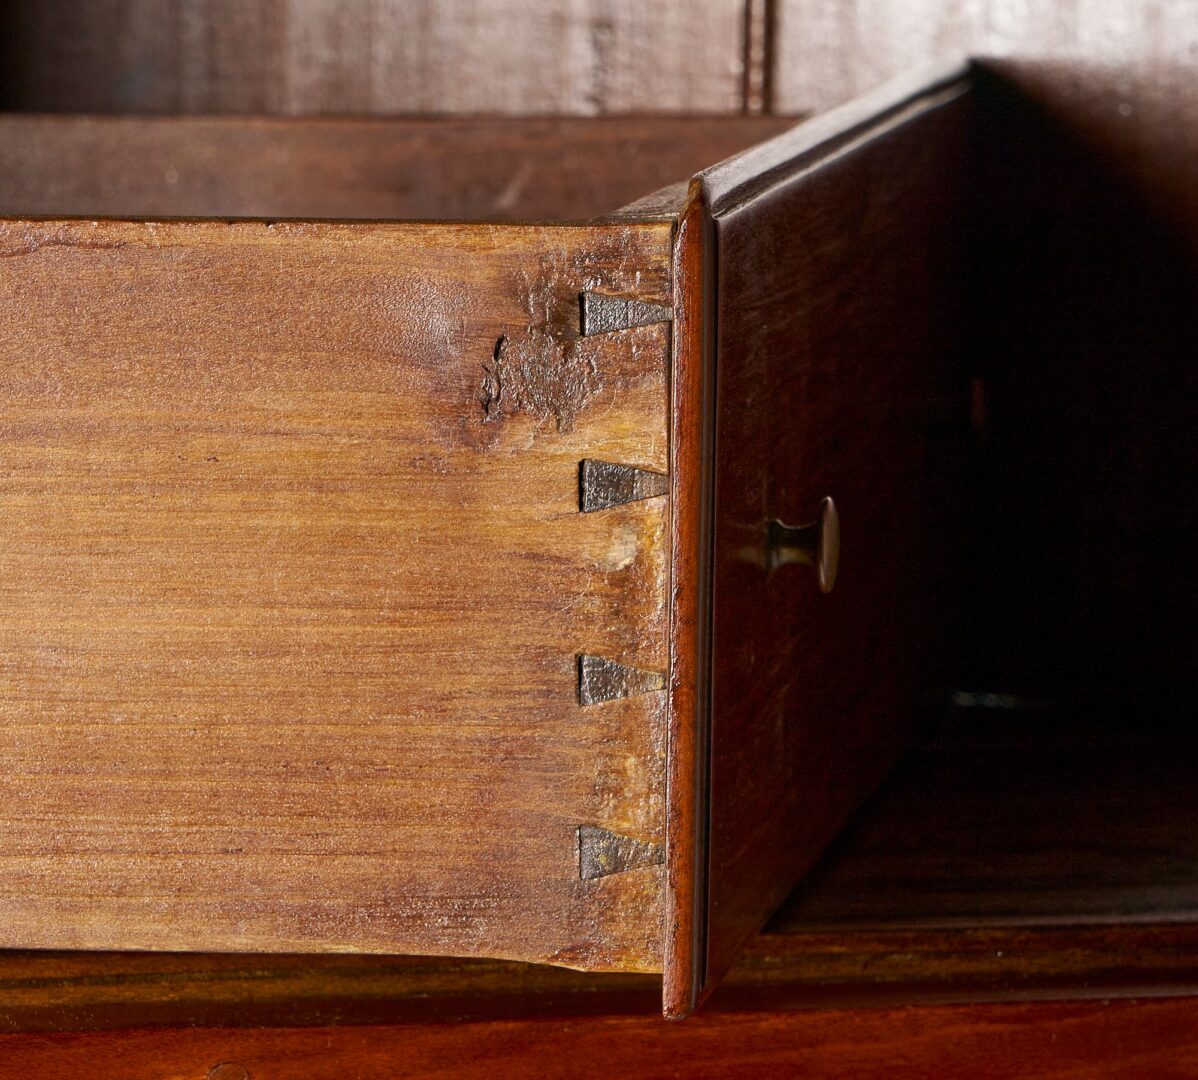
[0,218,670,971]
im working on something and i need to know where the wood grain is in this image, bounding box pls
[4,998,1198,1078]
[692,63,973,1007]
[0,115,795,223]
[5,921,1198,1033]
[0,216,671,970]
[0,0,747,115]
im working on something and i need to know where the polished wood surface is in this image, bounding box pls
[0,0,747,115]
[0,115,794,223]
[0,217,670,969]
[683,63,973,1013]
[4,997,1198,1078]
[4,921,1197,1034]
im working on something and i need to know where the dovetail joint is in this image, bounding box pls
[578,654,666,705]
[578,824,665,881]
[579,458,668,513]
[579,291,672,336]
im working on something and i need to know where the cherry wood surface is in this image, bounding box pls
[661,196,716,1019]
[0,217,671,970]
[0,115,794,223]
[3,997,1198,1078]
[4,921,1198,1035]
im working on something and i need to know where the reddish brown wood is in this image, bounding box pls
[4,998,1198,1078]
[5,921,1198,1034]
[0,34,1193,1027]
[0,115,794,223]
[689,61,974,1008]
[662,194,716,1019]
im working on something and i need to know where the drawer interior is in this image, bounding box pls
[778,65,1198,938]
[0,115,792,222]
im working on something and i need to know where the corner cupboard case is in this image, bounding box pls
[0,63,975,1018]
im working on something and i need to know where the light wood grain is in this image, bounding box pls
[0,0,747,115]
[0,216,671,971]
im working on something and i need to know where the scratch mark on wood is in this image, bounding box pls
[579,291,672,336]
[578,654,666,705]
[0,223,131,258]
[577,824,664,881]
[579,458,668,512]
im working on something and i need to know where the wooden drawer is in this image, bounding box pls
[0,64,973,1017]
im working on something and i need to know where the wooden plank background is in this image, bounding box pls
[1,1,1192,125]
[0,1,748,115]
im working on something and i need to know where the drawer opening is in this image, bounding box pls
[761,61,1197,957]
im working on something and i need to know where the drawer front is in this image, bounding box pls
[0,219,670,971]
[664,63,975,1016]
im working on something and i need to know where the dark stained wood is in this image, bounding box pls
[662,194,717,1019]
[690,62,974,1008]
[4,998,1198,1077]
[0,1,747,116]
[0,217,671,970]
[0,115,795,223]
[737,924,1198,1011]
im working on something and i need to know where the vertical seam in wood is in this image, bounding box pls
[742,0,776,116]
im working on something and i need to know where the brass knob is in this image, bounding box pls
[765,496,840,593]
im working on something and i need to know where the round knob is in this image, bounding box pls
[765,496,840,594]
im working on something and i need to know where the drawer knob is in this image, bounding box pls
[766,496,840,593]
